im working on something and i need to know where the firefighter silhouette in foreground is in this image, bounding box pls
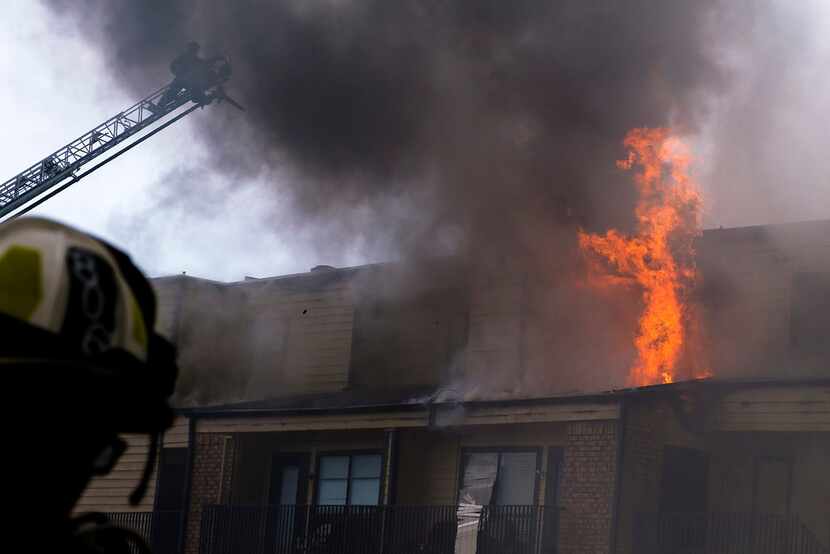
[6,217,178,553]
[155,41,242,112]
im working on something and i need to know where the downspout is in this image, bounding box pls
[378,429,399,554]
[151,432,164,513]
[177,415,197,554]
[148,430,164,551]
[610,399,628,554]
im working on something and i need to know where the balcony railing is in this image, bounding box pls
[633,512,829,554]
[200,504,560,554]
[104,510,184,554]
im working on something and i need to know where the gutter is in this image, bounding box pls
[181,387,627,419]
[174,376,830,429]
[179,400,431,419]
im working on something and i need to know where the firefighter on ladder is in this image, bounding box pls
[156,41,226,110]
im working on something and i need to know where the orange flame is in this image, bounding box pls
[578,128,702,386]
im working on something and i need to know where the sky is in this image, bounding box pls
[2,1,830,282]
[0,1,371,282]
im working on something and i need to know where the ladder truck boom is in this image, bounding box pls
[0,56,240,220]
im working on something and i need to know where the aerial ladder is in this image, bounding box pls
[0,57,241,221]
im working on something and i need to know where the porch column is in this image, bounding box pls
[382,428,399,505]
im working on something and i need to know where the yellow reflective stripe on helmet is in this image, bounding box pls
[129,290,148,350]
[0,245,43,321]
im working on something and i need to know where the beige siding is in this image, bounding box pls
[153,276,253,405]
[152,274,355,406]
[463,277,524,393]
[75,417,189,513]
[238,280,355,398]
[76,434,157,512]
[696,221,830,381]
[714,385,830,432]
[200,400,617,434]
[151,221,830,409]
[163,416,190,448]
[152,276,187,341]
[349,285,467,389]
[397,429,460,505]
[423,436,459,505]
[279,286,354,394]
[199,410,429,433]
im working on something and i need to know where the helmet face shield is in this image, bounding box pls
[5,356,175,434]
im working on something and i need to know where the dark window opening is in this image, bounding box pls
[753,457,792,516]
[658,446,710,551]
[152,447,187,553]
[458,449,539,506]
[659,446,709,513]
[269,454,310,506]
[156,447,187,511]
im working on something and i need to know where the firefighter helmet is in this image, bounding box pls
[0,217,178,504]
[0,216,177,426]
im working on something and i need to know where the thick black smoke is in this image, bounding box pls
[47,0,727,265]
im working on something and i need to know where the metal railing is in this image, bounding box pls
[105,510,183,554]
[633,512,829,554]
[200,504,560,554]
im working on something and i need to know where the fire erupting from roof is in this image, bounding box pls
[579,128,703,386]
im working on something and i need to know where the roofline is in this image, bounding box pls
[176,376,830,420]
[701,217,830,235]
[223,262,387,288]
[178,399,430,419]
[179,385,624,419]
[151,273,225,285]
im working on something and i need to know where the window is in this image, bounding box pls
[317,453,383,505]
[458,450,539,506]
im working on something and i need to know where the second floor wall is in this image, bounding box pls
[154,219,830,407]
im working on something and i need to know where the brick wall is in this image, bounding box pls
[184,433,235,554]
[558,420,619,554]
